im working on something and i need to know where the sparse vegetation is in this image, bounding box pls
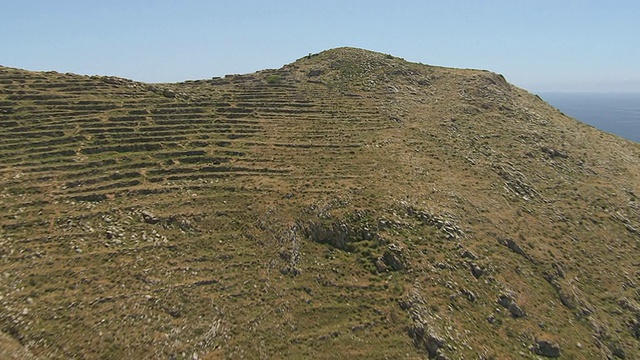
[0,47,639,359]
[265,74,281,84]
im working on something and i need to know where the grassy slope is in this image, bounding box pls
[0,48,639,359]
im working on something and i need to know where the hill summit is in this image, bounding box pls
[1,47,639,359]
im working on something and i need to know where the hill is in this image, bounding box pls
[1,47,639,359]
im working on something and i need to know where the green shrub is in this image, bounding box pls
[266,74,281,84]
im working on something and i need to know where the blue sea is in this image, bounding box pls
[539,92,640,143]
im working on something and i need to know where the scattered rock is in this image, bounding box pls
[531,339,561,358]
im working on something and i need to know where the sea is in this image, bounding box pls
[538,92,640,143]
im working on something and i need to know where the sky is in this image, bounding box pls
[2,1,639,92]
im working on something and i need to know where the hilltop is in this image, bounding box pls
[1,47,639,359]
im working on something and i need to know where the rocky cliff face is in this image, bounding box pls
[1,47,639,359]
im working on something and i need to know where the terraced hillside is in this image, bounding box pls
[1,48,639,359]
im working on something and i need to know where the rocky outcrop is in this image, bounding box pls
[404,206,464,240]
[401,291,451,360]
[304,213,377,252]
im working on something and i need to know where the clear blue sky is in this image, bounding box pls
[2,1,639,92]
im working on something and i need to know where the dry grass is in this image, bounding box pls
[0,47,639,359]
